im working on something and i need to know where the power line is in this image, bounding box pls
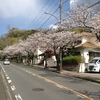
[27,0,50,29]
[27,0,99,30]
[32,0,58,29]
[33,0,60,29]
[40,0,100,28]
[88,0,100,8]
[39,0,69,29]
[39,7,59,28]
[28,0,68,28]
[62,0,100,28]
[62,0,69,5]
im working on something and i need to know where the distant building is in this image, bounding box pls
[9,28,19,32]
[70,0,100,13]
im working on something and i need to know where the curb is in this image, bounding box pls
[35,65,100,83]
[60,71,100,83]
[74,76,100,83]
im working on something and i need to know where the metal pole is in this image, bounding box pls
[59,0,62,28]
[59,0,62,72]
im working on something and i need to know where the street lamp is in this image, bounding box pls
[44,0,62,29]
[44,12,59,21]
[44,12,61,29]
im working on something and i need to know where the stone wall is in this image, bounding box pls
[62,63,86,73]
[62,64,79,72]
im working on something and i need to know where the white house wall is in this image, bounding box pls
[82,36,88,43]
[37,48,57,65]
[37,48,44,63]
[83,50,89,63]
[80,48,89,63]
[76,33,100,72]
[37,49,43,55]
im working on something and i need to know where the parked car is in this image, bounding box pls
[3,59,10,65]
[87,57,100,72]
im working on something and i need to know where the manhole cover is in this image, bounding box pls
[32,88,44,91]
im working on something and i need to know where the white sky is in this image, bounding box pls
[0,0,42,19]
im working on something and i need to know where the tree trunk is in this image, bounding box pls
[27,54,31,65]
[56,59,60,71]
[31,56,34,66]
[55,48,62,72]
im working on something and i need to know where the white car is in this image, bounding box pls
[87,57,100,72]
[3,59,10,65]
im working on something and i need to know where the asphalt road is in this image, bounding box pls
[1,62,100,100]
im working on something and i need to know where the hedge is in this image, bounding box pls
[62,56,83,64]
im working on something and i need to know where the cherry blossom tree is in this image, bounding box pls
[62,4,100,41]
[3,42,27,62]
[35,31,81,71]
[3,34,40,65]
[3,30,81,71]
[14,42,27,62]
[21,35,38,65]
[3,44,17,57]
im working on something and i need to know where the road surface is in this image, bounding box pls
[0,62,100,100]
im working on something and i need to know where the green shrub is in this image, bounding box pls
[62,56,83,64]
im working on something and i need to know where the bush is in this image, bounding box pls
[62,56,83,64]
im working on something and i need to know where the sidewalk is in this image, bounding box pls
[61,70,100,83]
[35,65,100,83]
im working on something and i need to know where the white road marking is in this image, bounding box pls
[15,94,23,100]
[0,64,23,100]
[11,85,16,91]
[8,80,12,83]
[6,76,9,79]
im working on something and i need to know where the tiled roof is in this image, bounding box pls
[75,42,99,48]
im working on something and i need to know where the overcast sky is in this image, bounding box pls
[0,0,70,35]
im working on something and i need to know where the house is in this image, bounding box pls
[75,32,100,72]
[36,32,100,72]
[36,48,57,67]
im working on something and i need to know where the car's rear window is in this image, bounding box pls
[4,59,9,61]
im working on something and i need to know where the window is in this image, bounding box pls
[74,40,82,45]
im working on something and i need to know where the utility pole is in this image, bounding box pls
[59,0,63,72]
[44,0,63,72]
[59,0,62,27]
